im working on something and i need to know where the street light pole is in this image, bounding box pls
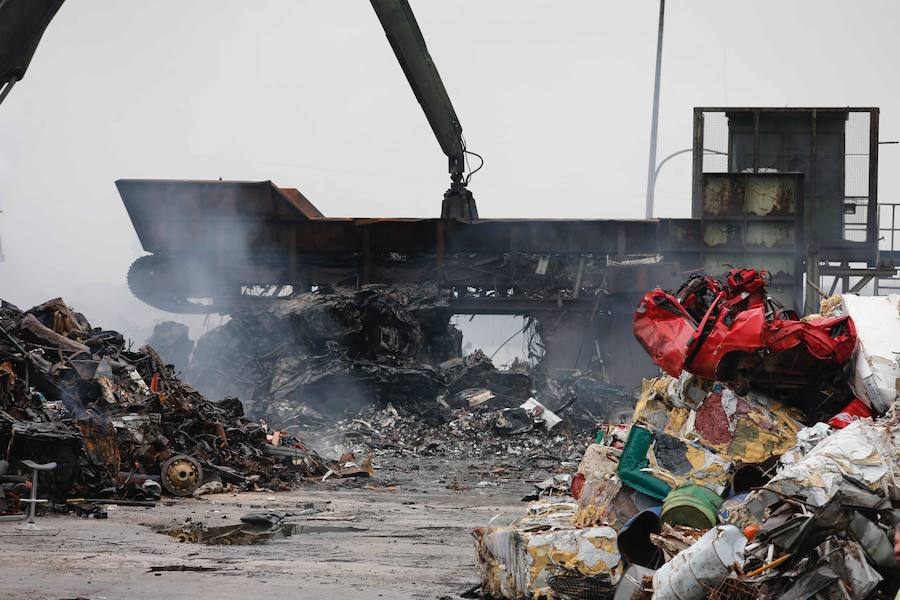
[649,148,727,214]
[644,0,665,219]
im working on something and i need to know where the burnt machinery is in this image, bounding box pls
[691,108,894,312]
[118,178,680,384]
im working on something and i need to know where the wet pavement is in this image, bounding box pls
[0,456,554,600]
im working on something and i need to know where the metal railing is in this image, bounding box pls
[875,202,900,295]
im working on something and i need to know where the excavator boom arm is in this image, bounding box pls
[370,0,465,177]
[0,0,65,105]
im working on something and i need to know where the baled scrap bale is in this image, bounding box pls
[474,499,621,600]
[665,372,708,410]
[632,377,690,434]
[765,418,897,506]
[573,475,658,529]
[573,476,622,528]
[633,376,802,466]
[700,393,801,464]
[621,377,802,505]
[649,432,731,494]
[577,443,619,481]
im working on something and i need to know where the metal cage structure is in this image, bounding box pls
[692,107,890,311]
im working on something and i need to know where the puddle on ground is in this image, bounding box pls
[160,521,368,546]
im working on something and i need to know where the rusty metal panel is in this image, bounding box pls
[745,176,796,216]
[703,175,743,216]
[703,222,743,248]
[278,187,324,219]
[746,222,795,248]
[703,173,798,217]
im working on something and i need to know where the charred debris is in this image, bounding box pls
[187,282,629,459]
[0,284,626,515]
[0,297,343,510]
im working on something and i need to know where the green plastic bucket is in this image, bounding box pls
[660,484,722,529]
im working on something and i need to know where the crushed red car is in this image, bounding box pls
[633,269,856,419]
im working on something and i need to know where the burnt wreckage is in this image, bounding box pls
[120,178,683,384]
[0,298,344,507]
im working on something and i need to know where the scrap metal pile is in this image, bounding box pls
[187,283,631,459]
[0,297,341,512]
[320,363,633,467]
[188,283,467,425]
[474,269,900,600]
[327,396,582,463]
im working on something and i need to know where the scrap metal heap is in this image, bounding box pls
[0,297,351,510]
[189,282,469,425]
[474,269,900,600]
[0,284,628,514]
[187,282,632,462]
[325,367,633,462]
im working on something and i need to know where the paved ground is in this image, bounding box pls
[0,456,559,600]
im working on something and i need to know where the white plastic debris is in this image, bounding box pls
[780,422,833,466]
[128,368,150,393]
[520,398,562,430]
[767,419,896,506]
[466,389,496,407]
[841,294,900,413]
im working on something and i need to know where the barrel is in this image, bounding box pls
[652,525,748,600]
[660,484,722,529]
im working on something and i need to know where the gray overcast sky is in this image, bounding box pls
[1,0,898,344]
